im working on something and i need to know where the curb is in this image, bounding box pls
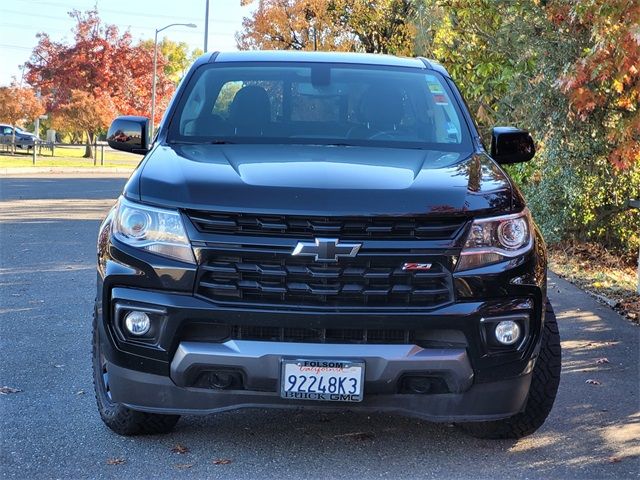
[0,167,135,175]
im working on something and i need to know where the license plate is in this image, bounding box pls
[280,359,365,402]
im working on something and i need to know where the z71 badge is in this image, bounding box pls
[402,263,433,271]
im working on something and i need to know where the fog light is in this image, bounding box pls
[124,311,150,336]
[494,320,521,345]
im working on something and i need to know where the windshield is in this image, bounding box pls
[167,62,473,152]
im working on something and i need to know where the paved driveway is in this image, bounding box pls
[0,175,638,479]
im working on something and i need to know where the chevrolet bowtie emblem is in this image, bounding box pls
[291,238,362,262]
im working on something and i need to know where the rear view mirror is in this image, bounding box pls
[490,127,535,164]
[107,116,149,154]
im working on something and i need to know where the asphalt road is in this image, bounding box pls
[1,174,638,480]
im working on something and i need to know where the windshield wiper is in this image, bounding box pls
[167,139,236,145]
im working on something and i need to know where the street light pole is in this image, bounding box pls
[151,22,197,138]
[204,0,210,52]
[151,28,159,139]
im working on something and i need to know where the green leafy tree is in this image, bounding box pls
[413,0,639,256]
[140,38,204,84]
[332,0,416,55]
[414,1,543,134]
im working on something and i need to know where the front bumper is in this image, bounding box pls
[107,358,532,422]
[98,286,541,421]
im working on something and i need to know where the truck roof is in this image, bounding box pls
[202,50,450,77]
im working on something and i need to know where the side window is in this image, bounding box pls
[3,127,13,135]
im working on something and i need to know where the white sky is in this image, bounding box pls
[0,0,255,86]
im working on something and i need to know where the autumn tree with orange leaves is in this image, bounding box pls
[25,9,175,157]
[238,0,415,55]
[552,0,640,170]
[51,90,117,158]
[238,0,355,51]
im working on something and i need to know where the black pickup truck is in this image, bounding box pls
[94,51,561,439]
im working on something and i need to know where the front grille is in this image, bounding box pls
[196,251,453,309]
[232,325,414,344]
[187,211,466,240]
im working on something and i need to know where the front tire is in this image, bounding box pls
[459,301,561,439]
[92,312,180,436]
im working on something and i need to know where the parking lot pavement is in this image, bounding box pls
[1,174,638,480]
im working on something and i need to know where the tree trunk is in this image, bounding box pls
[11,124,16,154]
[84,132,94,159]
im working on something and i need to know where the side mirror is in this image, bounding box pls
[107,116,149,154]
[490,127,535,164]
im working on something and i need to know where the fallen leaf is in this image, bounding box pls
[0,386,22,395]
[76,389,85,395]
[595,358,610,365]
[608,456,622,463]
[171,444,189,454]
[212,459,232,465]
[106,458,125,465]
[586,379,602,385]
[54,364,64,368]
[175,463,193,470]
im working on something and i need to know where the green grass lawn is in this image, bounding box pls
[0,145,140,168]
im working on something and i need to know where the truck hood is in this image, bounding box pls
[134,144,515,217]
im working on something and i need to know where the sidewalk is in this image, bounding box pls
[0,166,135,175]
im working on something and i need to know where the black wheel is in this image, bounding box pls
[92,312,180,436]
[459,301,561,439]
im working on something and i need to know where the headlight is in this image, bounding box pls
[112,197,195,264]
[457,208,533,271]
